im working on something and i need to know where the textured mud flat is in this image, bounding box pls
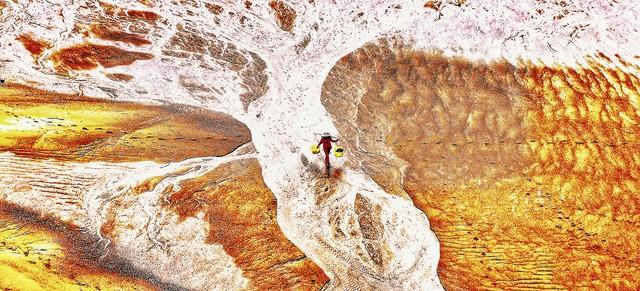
[0,201,167,290]
[0,84,250,163]
[0,86,328,290]
[164,158,329,290]
[322,42,640,290]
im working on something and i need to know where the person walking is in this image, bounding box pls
[317,132,339,169]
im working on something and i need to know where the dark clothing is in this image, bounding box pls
[318,136,338,167]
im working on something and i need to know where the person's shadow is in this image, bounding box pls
[301,154,345,206]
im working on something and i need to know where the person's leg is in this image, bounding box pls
[324,147,331,167]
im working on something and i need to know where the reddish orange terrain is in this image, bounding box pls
[166,158,329,289]
[50,44,154,71]
[322,42,640,290]
[269,0,297,32]
[15,32,154,72]
[16,34,51,56]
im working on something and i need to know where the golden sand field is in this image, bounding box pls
[322,43,640,290]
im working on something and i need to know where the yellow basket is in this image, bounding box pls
[334,146,344,157]
[311,144,320,154]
